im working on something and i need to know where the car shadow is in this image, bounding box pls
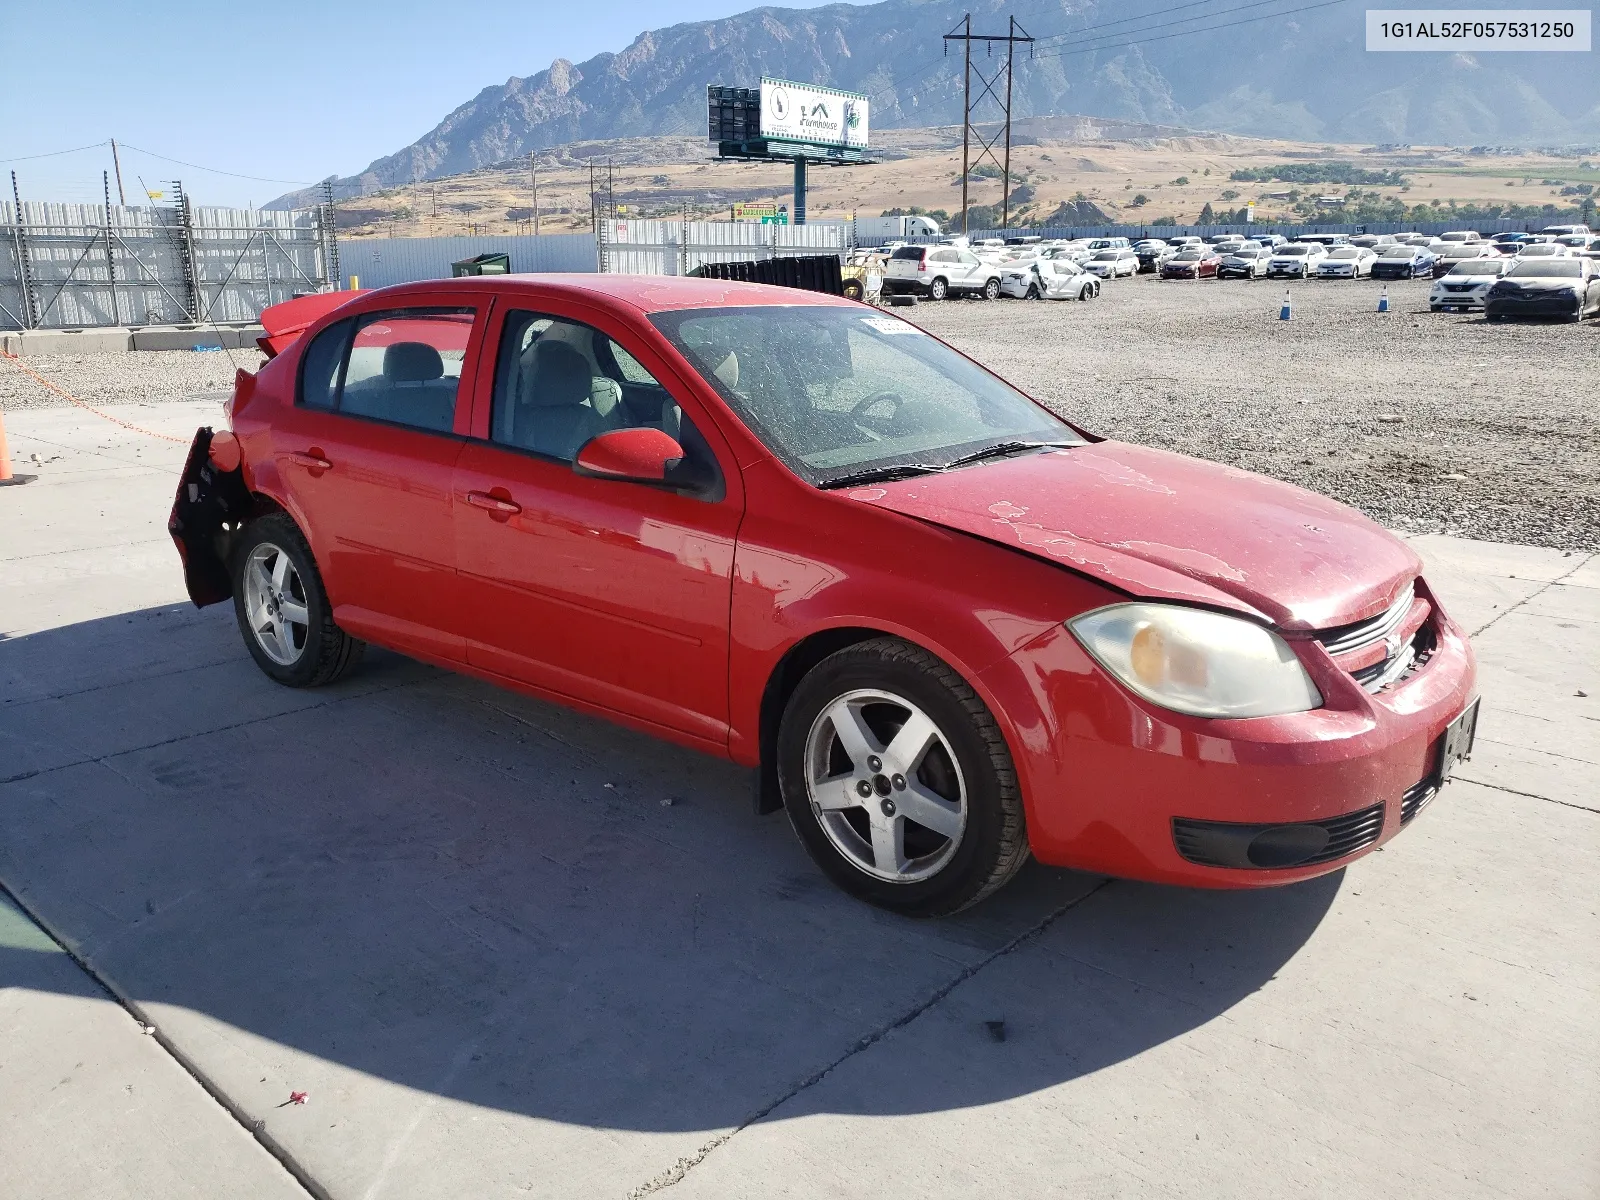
[0,604,1339,1133]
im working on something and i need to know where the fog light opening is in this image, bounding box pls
[1246,824,1330,868]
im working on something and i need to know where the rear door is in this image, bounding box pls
[270,295,490,662]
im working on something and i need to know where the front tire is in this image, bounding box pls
[232,513,364,688]
[776,638,1029,916]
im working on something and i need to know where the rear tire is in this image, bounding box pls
[232,513,364,688]
[929,277,949,301]
[983,277,1001,300]
[1024,282,1040,300]
[777,637,1029,917]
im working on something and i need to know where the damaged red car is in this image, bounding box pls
[171,276,1478,916]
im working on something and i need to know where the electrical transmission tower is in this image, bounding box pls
[944,13,1033,234]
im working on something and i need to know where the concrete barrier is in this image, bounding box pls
[0,326,263,355]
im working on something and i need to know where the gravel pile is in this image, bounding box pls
[907,275,1598,551]
[0,349,262,413]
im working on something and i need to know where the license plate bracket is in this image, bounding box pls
[1437,697,1480,782]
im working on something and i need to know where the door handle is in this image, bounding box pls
[288,451,332,470]
[465,490,522,515]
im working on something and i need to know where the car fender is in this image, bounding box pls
[725,461,1120,774]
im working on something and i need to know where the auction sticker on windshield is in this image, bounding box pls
[860,317,924,335]
[1367,10,1591,50]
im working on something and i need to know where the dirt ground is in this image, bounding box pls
[906,272,1599,551]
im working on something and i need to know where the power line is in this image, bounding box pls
[1032,0,1286,44]
[1032,0,1354,61]
[113,142,316,185]
[0,141,111,164]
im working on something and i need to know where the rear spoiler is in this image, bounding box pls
[257,291,359,358]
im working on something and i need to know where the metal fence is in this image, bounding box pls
[337,233,599,291]
[1,201,336,331]
[598,219,846,275]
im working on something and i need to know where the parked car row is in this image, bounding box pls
[877,225,1599,319]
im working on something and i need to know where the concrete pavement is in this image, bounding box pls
[0,400,1594,1199]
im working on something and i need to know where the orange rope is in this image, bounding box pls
[0,348,189,444]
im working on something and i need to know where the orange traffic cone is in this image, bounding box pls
[0,406,35,487]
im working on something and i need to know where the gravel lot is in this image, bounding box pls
[908,274,1598,551]
[0,349,258,412]
[2,277,1593,549]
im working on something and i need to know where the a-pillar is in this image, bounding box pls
[792,157,807,226]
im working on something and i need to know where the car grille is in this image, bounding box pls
[1314,582,1436,694]
[1442,283,1478,292]
[1400,775,1439,825]
[1172,802,1386,869]
[1317,583,1414,656]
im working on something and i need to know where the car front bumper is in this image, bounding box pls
[1485,293,1583,318]
[978,587,1478,887]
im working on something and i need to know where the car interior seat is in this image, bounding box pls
[512,339,619,459]
[340,341,457,432]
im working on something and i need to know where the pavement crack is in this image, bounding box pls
[1469,553,1596,639]
[0,878,328,1200]
[1457,776,1598,814]
[626,877,1116,1198]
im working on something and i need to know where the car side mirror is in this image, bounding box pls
[574,427,686,485]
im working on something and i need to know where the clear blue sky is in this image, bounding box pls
[1,0,846,209]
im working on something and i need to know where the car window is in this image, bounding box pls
[309,308,474,433]
[299,319,352,411]
[651,306,1080,486]
[489,310,721,490]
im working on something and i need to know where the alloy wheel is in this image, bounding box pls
[803,688,968,883]
[243,542,310,666]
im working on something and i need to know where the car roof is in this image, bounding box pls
[342,274,860,316]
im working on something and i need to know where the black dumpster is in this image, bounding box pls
[451,252,511,277]
[690,254,843,295]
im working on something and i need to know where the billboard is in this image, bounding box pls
[759,78,869,151]
[732,202,788,224]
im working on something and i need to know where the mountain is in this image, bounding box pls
[268,0,1600,208]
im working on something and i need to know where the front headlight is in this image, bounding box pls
[1067,603,1323,719]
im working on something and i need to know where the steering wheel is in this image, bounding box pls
[848,389,906,436]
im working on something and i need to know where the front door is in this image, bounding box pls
[452,304,741,743]
[269,299,488,663]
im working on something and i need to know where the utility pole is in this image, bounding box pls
[109,139,126,206]
[607,159,616,220]
[529,151,540,235]
[944,12,1033,234]
[103,171,120,326]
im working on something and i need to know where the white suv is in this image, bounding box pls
[883,245,1004,300]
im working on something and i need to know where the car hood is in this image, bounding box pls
[843,443,1419,630]
[1494,276,1577,288]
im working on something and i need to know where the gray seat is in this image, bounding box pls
[512,340,613,459]
[341,340,457,431]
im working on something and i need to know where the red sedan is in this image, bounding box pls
[171,276,1478,915]
[1160,247,1223,279]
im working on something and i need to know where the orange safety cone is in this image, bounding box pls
[0,406,36,487]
